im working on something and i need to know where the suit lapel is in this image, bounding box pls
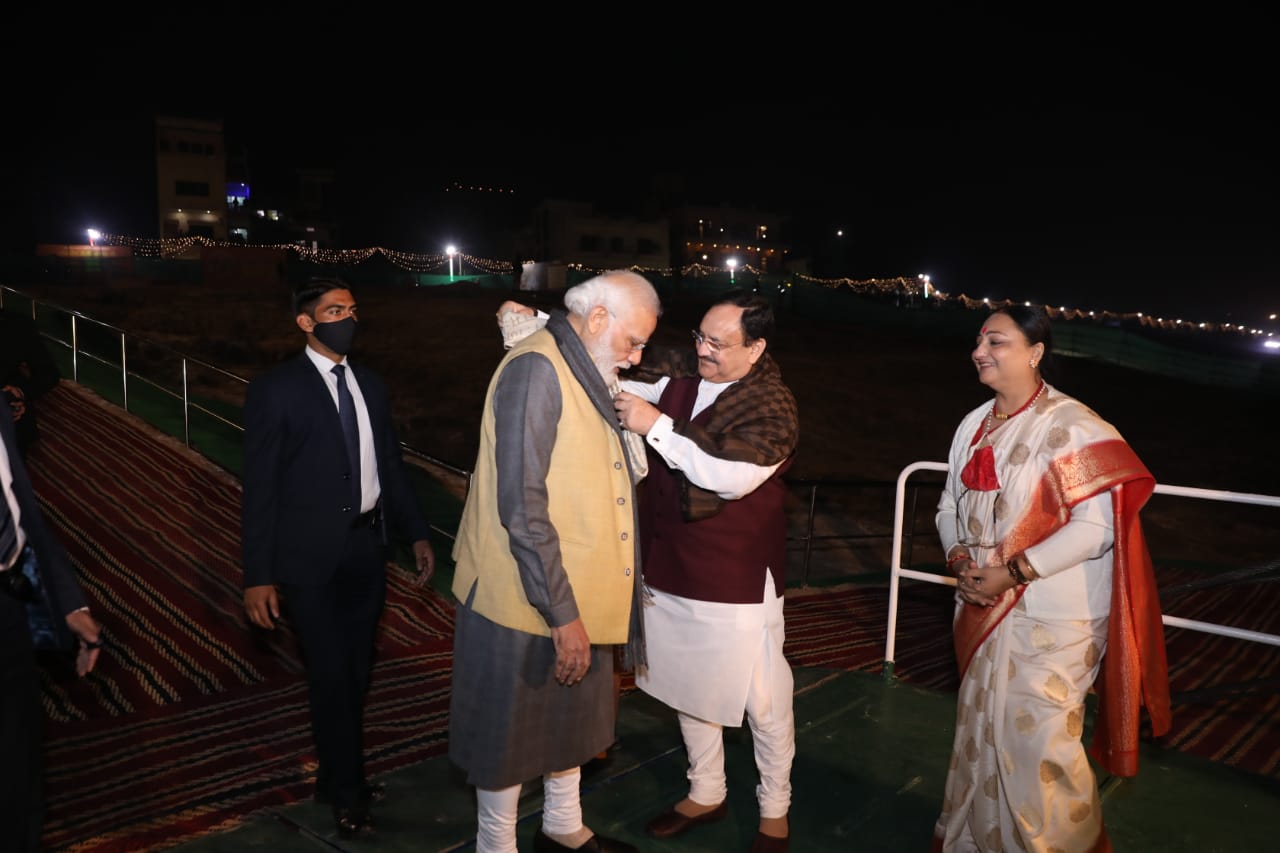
[293,352,349,454]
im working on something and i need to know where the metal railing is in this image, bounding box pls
[4,284,244,449]
[2,284,468,544]
[883,460,1280,681]
[787,476,941,588]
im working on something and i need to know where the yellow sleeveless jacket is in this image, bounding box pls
[451,329,636,642]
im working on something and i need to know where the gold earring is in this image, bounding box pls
[1030,360,1038,369]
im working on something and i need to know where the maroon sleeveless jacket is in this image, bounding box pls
[639,377,792,604]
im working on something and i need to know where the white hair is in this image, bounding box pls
[563,270,662,320]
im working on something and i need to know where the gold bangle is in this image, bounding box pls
[1006,558,1030,585]
[1019,555,1040,581]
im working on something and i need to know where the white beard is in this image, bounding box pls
[586,337,619,385]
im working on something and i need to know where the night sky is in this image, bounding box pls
[6,12,1274,326]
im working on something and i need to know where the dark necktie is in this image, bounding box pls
[1,491,18,569]
[331,364,361,502]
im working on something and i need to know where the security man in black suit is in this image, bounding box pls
[240,278,435,838]
[1,307,61,456]
[1,378,103,852]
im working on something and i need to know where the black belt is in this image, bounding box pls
[352,504,382,529]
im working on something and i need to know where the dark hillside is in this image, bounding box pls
[13,278,1278,568]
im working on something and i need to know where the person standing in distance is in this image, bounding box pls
[240,278,435,838]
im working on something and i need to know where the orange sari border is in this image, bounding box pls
[951,438,1171,778]
[1089,478,1172,776]
[953,585,1027,677]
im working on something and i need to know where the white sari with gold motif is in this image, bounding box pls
[932,385,1131,853]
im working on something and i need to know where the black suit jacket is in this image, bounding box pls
[1,402,87,650]
[240,351,431,587]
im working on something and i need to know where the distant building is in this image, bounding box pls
[517,199,671,272]
[667,202,791,274]
[155,115,228,240]
[229,165,339,249]
[155,114,338,249]
[148,117,796,275]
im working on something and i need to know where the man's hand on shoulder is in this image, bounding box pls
[495,300,536,321]
[497,303,545,349]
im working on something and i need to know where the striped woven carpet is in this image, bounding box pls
[24,381,1280,851]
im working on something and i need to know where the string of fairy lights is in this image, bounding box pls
[97,233,1273,339]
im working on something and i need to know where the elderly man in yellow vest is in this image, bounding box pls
[449,270,661,853]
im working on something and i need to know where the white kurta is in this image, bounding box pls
[624,376,789,726]
[636,577,789,726]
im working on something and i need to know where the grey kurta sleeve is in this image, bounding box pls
[492,353,580,628]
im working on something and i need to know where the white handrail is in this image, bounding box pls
[884,462,1280,677]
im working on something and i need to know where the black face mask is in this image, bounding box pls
[311,316,357,356]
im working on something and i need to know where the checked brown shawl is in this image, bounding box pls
[624,346,799,521]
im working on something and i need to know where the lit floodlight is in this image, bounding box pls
[727,257,738,283]
[86,228,101,246]
[446,245,457,279]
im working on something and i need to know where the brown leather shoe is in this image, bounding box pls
[645,801,729,839]
[749,830,790,852]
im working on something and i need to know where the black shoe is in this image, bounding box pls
[533,828,638,852]
[315,780,387,806]
[333,805,376,838]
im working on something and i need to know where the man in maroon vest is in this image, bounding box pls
[614,291,799,853]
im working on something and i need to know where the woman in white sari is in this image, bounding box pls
[932,305,1171,853]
